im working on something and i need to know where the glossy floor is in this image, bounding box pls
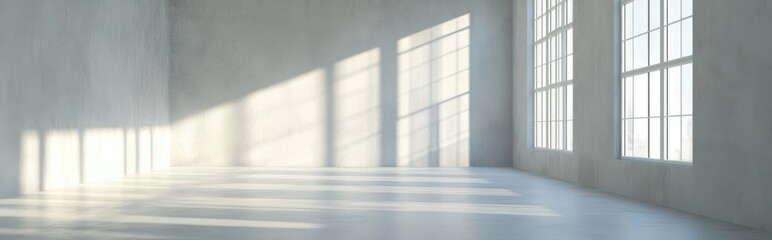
[0,167,769,240]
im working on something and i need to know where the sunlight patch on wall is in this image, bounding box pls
[20,131,40,194]
[173,103,239,166]
[83,128,125,183]
[334,48,381,167]
[18,126,170,194]
[241,69,326,166]
[43,130,80,190]
[397,14,471,167]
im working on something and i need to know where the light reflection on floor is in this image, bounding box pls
[0,167,769,240]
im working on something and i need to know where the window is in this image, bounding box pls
[533,0,573,150]
[621,0,692,162]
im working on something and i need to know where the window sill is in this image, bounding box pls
[532,147,573,154]
[619,156,693,167]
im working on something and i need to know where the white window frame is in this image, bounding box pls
[529,0,574,151]
[619,0,693,164]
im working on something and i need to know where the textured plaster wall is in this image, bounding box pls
[0,0,171,197]
[170,0,513,167]
[513,0,772,232]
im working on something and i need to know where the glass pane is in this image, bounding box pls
[557,120,563,149]
[551,122,557,148]
[552,88,557,121]
[624,119,633,156]
[557,59,563,82]
[557,4,564,28]
[634,74,648,118]
[535,43,541,66]
[567,29,573,54]
[667,116,681,160]
[550,62,556,84]
[568,55,574,80]
[551,9,556,31]
[567,120,573,150]
[650,71,661,117]
[681,116,693,162]
[542,121,546,147]
[536,92,540,121]
[567,0,573,23]
[625,3,633,39]
[668,66,681,115]
[682,17,692,57]
[650,29,661,65]
[682,63,693,115]
[634,34,649,69]
[650,117,661,159]
[634,0,649,36]
[682,0,692,18]
[650,0,660,30]
[567,85,574,120]
[536,122,542,147]
[557,86,563,121]
[536,66,542,88]
[667,0,681,24]
[542,91,547,121]
[667,22,681,61]
[633,118,649,158]
[625,40,633,71]
[625,77,634,118]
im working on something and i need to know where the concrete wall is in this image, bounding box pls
[514,0,772,232]
[0,0,171,198]
[170,0,513,167]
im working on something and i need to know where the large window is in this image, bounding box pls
[621,0,692,162]
[533,0,573,150]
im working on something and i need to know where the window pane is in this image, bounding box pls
[682,63,692,115]
[568,55,574,80]
[682,0,692,18]
[634,34,649,69]
[567,85,573,120]
[681,116,693,162]
[667,116,681,160]
[567,29,573,54]
[634,0,649,36]
[667,0,681,24]
[667,21,681,61]
[567,120,573,150]
[650,0,660,30]
[682,17,692,57]
[650,71,661,117]
[625,3,633,39]
[650,117,661,159]
[624,120,633,156]
[557,86,564,121]
[625,77,634,118]
[633,118,648,158]
[634,74,648,118]
[667,66,681,115]
[567,0,573,23]
[625,41,633,71]
[650,29,660,65]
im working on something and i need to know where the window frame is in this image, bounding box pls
[618,0,693,165]
[528,0,574,152]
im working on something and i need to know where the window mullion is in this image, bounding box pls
[659,0,666,160]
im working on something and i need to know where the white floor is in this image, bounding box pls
[0,167,769,240]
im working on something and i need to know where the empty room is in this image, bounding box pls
[1,0,771,239]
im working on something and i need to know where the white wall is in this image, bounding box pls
[0,0,171,198]
[170,0,513,167]
[514,0,772,232]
